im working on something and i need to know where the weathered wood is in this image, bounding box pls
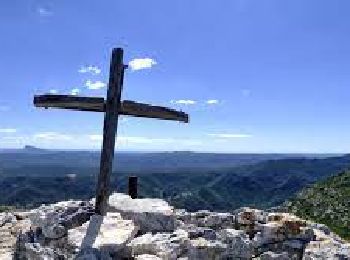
[34,95,189,122]
[95,48,124,216]
[33,47,190,217]
[122,101,189,123]
[128,176,138,199]
[34,95,105,112]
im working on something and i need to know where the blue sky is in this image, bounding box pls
[1,0,350,152]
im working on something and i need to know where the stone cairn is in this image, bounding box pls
[0,193,349,259]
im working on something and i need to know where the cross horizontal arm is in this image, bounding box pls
[121,100,189,123]
[34,95,105,112]
[34,95,189,123]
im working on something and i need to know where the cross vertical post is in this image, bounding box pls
[95,48,124,215]
[33,47,189,216]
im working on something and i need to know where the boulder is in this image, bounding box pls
[303,240,350,260]
[29,200,94,239]
[128,229,188,259]
[177,210,236,230]
[22,243,56,260]
[0,213,31,259]
[219,229,254,259]
[187,237,227,260]
[68,212,138,259]
[108,193,175,233]
[0,212,16,227]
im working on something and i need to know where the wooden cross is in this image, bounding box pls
[33,48,189,215]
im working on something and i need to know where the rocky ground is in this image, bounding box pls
[0,193,349,259]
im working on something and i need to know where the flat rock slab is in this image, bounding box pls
[107,193,175,233]
[68,212,138,258]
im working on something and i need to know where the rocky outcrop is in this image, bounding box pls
[1,193,349,259]
[107,193,175,233]
[29,200,94,239]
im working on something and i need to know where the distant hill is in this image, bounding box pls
[1,151,350,211]
[158,155,350,210]
[0,150,310,177]
[287,170,350,240]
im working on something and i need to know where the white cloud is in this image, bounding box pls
[48,89,58,94]
[70,88,80,96]
[33,132,72,141]
[87,134,202,146]
[0,135,26,146]
[0,128,17,133]
[88,135,173,144]
[78,66,101,75]
[208,133,252,138]
[129,58,157,71]
[88,135,103,141]
[37,7,53,17]
[0,132,203,149]
[171,100,197,105]
[85,80,106,90]
[206,99,219,105]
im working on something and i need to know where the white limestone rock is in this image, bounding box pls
[258,222,284,244]
[310,223,331,235]
[108,193,175,233]
[303,239,350,260]
[29,200,94,239]
[259,251,290,260]
[0,212,17,227]
[4,196,350,260]
[187,237,227,260]
[23,242,56,260]
[68,212,138,259]
[128,229,189,259]
[0,213,31,259]
[0,251,13,260]
[177,210,236,230]
[218,229,254,259]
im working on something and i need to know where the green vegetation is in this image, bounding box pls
[0,205,15,212]
[287,170,350,240]
[0,151,349,212]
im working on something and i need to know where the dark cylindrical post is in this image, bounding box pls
[128,176,138,199]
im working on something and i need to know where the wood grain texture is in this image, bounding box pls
[121,100,189,123]
[33,48,190,217]
[33,95,105,112]
[95,48,124,216]
[34,95,189,122]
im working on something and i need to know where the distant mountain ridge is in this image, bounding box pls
[0,149,310,175]
[0,148,343,174]
[1,151,350,211]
